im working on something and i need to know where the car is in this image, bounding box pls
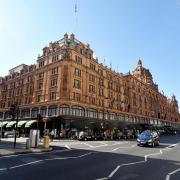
[4,131,19,138]
[137,130,159,147]
[78,131,94,141]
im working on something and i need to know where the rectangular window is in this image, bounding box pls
[52,55,59,62]
[99,78,104,86]
[50,92,56,100]
[99,99,104,106]
[52,67,58,75]
[39,61,45,68]
[116,85,120,92]
[98,69,103,76]
[90,63,96,71]
[80,48,83,55]
[51,79,57,87]
[89,96,96,105]
[89,74,95,82]
[73,92,81,101]
[99,88,104,96]
[74,68,81,77]
[37,95,42,102]
[24,97,28,104]
[38,82,43,90]
[108,82,113,89]
[73,79,81,89]
[89,85,95,93]
[75,55,82,64]
[108,91,113,99]
[39,72,44,79]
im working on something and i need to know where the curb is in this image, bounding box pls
[0,147,53,157]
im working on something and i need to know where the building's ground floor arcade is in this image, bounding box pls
[0,104,179,138]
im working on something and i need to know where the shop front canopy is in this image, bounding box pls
[6,121,16,128]
[25,120,37,128]
[17,120,27,128]
[0,121,9,128]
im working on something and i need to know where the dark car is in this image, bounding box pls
[137,131,159,147]
[78,131,94,141]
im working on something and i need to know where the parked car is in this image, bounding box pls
[94,134,104,140]
[78,131,94,141]
[4,131,19,138]
[137,130,159,147]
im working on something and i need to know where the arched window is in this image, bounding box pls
[71,106,84,117]
[59,105,70,115]
[31,107,39,118]
[109,113,116,120]
[98,111,103,119]
[86,108,97,118]
[21,109,30,118]
[40,106,47,117]
[117,114,124,121]
[48,105,58,117]
[124,115,129,122]
[104,112,109,120]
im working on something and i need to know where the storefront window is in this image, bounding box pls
[109,113,116,120]
[86,109,97,118]
[21,109,30,118]
[98,111,103,119]
[71,106,84,117]
[40,106,47,117]
[48,105,57,116]
[31,107,38,118]
[59,105,70,115]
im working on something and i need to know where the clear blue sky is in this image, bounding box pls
[0,0,180,106]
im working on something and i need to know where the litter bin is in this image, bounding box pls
[44,136,50,148]
[26,138,30,149]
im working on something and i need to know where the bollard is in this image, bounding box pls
[26,138,30,149]
[43,136,50,148]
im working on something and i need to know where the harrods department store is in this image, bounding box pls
[0,34,179,132]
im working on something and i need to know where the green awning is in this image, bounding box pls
[0,121,9,128]
[6,121,16,128]
[17,120,27,127]
[25,120,37,128]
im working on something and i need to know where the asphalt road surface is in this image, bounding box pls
[0,135,180,180]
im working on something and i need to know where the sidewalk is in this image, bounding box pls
[0,137,53,157]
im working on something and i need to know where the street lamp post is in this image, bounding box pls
[9,104,19,148]
[14,108,19,148]
[0,114,3,142]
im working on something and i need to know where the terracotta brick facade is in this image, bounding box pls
[0,34,179,128]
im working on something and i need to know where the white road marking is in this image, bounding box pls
[9,160,43,169]
[165,168,180,180]
[83,142,95,148]
[0,168,7,171]
[111,144,135,152]
[65,145,71,150]
[96,142,179,180]
[0,152,95,171]
[108,165,120,178]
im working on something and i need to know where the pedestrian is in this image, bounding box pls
[50,130,55,141]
